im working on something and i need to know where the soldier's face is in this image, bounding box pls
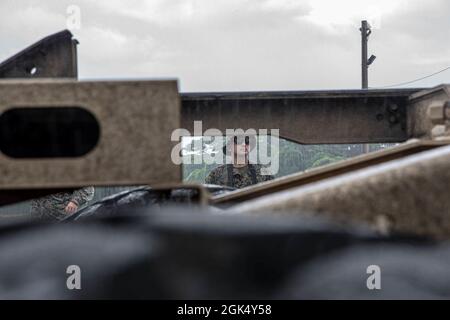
[235,143,248,155]
[234,142,248,165]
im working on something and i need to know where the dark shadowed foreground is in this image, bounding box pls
[0,187,447,299]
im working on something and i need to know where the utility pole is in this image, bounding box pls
[361,20,370,89]
[360,20,376,89]
[360,20,376,153]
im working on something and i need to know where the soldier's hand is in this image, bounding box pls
[65,201,78,214]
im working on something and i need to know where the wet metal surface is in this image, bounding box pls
[181,88,421,144]
[211,139,450,206]
[0,80,181,192]
[407,85,450,139]
[232,144,450,239]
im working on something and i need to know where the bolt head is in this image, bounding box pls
[428,102,445,125]
[388,104,399,112]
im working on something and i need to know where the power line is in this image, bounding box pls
[370,65,450,89]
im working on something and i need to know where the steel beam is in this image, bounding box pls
[181,88,421,144]
[0,80,181,199]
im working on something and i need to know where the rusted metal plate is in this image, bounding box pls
[181,88,421,144]
[0,80,181,191]
[211,139,450,206]
[232,143,450,239]
[0,30,78,79]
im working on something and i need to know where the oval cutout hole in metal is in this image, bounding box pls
[0,107,100,158]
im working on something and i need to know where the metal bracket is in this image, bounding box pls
[0,80,181,204]
[0,30,78,79]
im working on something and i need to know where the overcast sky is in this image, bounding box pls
[0,0,449,91]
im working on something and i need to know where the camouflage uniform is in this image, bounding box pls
[205,164,274,189]
[30,187,95,221]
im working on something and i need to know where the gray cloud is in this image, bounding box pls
[0,0,448,91]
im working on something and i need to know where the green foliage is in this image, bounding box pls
[310,154,345,168]
[182,137,397,182]
[185,166,210,183]
[183,161,219,183]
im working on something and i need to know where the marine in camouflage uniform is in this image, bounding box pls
[30,187,95,221]
[205,163,273,189]
[205,134,274,188]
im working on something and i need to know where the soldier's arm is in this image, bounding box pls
[205,171,216,184]
[258,165,275,182]
[70,187,95,207]
[205,166,223,185]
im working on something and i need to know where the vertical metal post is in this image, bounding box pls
[361,20,371,153]
[360,20,370,89]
